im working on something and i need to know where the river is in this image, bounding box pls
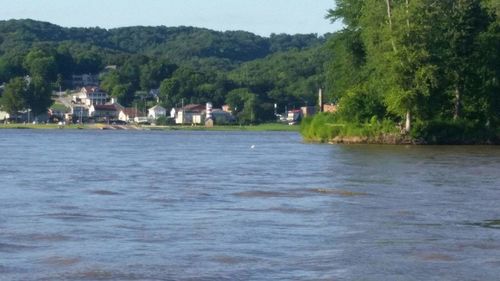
[0,129,499,280]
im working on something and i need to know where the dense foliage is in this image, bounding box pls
[0,19,329,123]
[305,0,499,144]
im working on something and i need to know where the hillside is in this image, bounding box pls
[0,19,330,123]
[0,19,327,65]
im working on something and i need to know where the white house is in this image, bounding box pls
[119,108,144,123]
[70,105,89,117]
[174,104,205,125]
[89,104,118,120]
[148,105,166,120]
[0,111,10,122]
[73,86,109,106]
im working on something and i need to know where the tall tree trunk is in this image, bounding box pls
[385,0,398,52]
[405,110,411,132]
[406,0,410,34]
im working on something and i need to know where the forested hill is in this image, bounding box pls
[0,19,327,64]
[0,19,330,123]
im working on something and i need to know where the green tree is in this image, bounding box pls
[23,48,57,81]
[437,0,492,120]
[159,78,180,108]
[0,77,27,115]
[25,76,54,116]
[111,83,133,105]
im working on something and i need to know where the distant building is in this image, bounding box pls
[175,104,205,125]
[73,86,109,106]
[119,108,144,123]
[287,109,302,124]
[323,104,338,113]
[148,105,167,120]
[89,104,118,121]
[66,105,89,123]
[0,111,10,121]
[15,110,48,123]
[72,74,99,88]
[301,106,317,117]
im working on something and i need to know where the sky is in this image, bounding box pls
[0,0,342,36]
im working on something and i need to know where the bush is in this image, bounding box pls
[411,119,498,144]
[301,113,398,142]
[155,116,175,125]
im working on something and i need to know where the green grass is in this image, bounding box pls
[147,123,300,132]
[301,113,401,143]
[0,122,300,132]
[0,123,89,130]
[50,103,68,111]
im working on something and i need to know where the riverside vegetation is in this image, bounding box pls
[303,0,499,144]
[1,1,498,141]
[0,19,328,124]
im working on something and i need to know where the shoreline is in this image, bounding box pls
[303,134,500,145]
[0,123,301,132]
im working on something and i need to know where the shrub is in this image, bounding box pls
[411,119,497,144]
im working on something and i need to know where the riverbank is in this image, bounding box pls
[301,114,500,145]
[0,123,300,132]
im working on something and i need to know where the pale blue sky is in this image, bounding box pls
[0,0,341,36]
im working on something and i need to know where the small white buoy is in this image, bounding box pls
[250,145,255,149]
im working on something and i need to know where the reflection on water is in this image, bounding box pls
[0,130,499,280]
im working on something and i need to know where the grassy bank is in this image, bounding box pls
[301,113,500,145]
[146,123,300,132]
[0,122,300,132]
[300,113,405,144]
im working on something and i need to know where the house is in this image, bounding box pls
[148,105,167,120]
[323,103,338,113]
[73,86,109,106]
[119,108,144,123]
[69,105,89,123]
[89,104,118,121]
[175,104,205,125]
[72,74,99,88]
[287,109,302,124]
[301,106,317,117]
[16,110,49,123]
[0,111,10,122]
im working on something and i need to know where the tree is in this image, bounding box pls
[23,48,57,82]
[159,78,180,108]
[437,0,492,120]
[225,88,259,124]
[111,83,133,105]
[0,77,27,115]
[24,76,54,116]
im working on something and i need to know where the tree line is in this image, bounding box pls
[309,0,499,143]
[0,19,329,123]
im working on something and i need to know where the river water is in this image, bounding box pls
[0,129,499,280]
